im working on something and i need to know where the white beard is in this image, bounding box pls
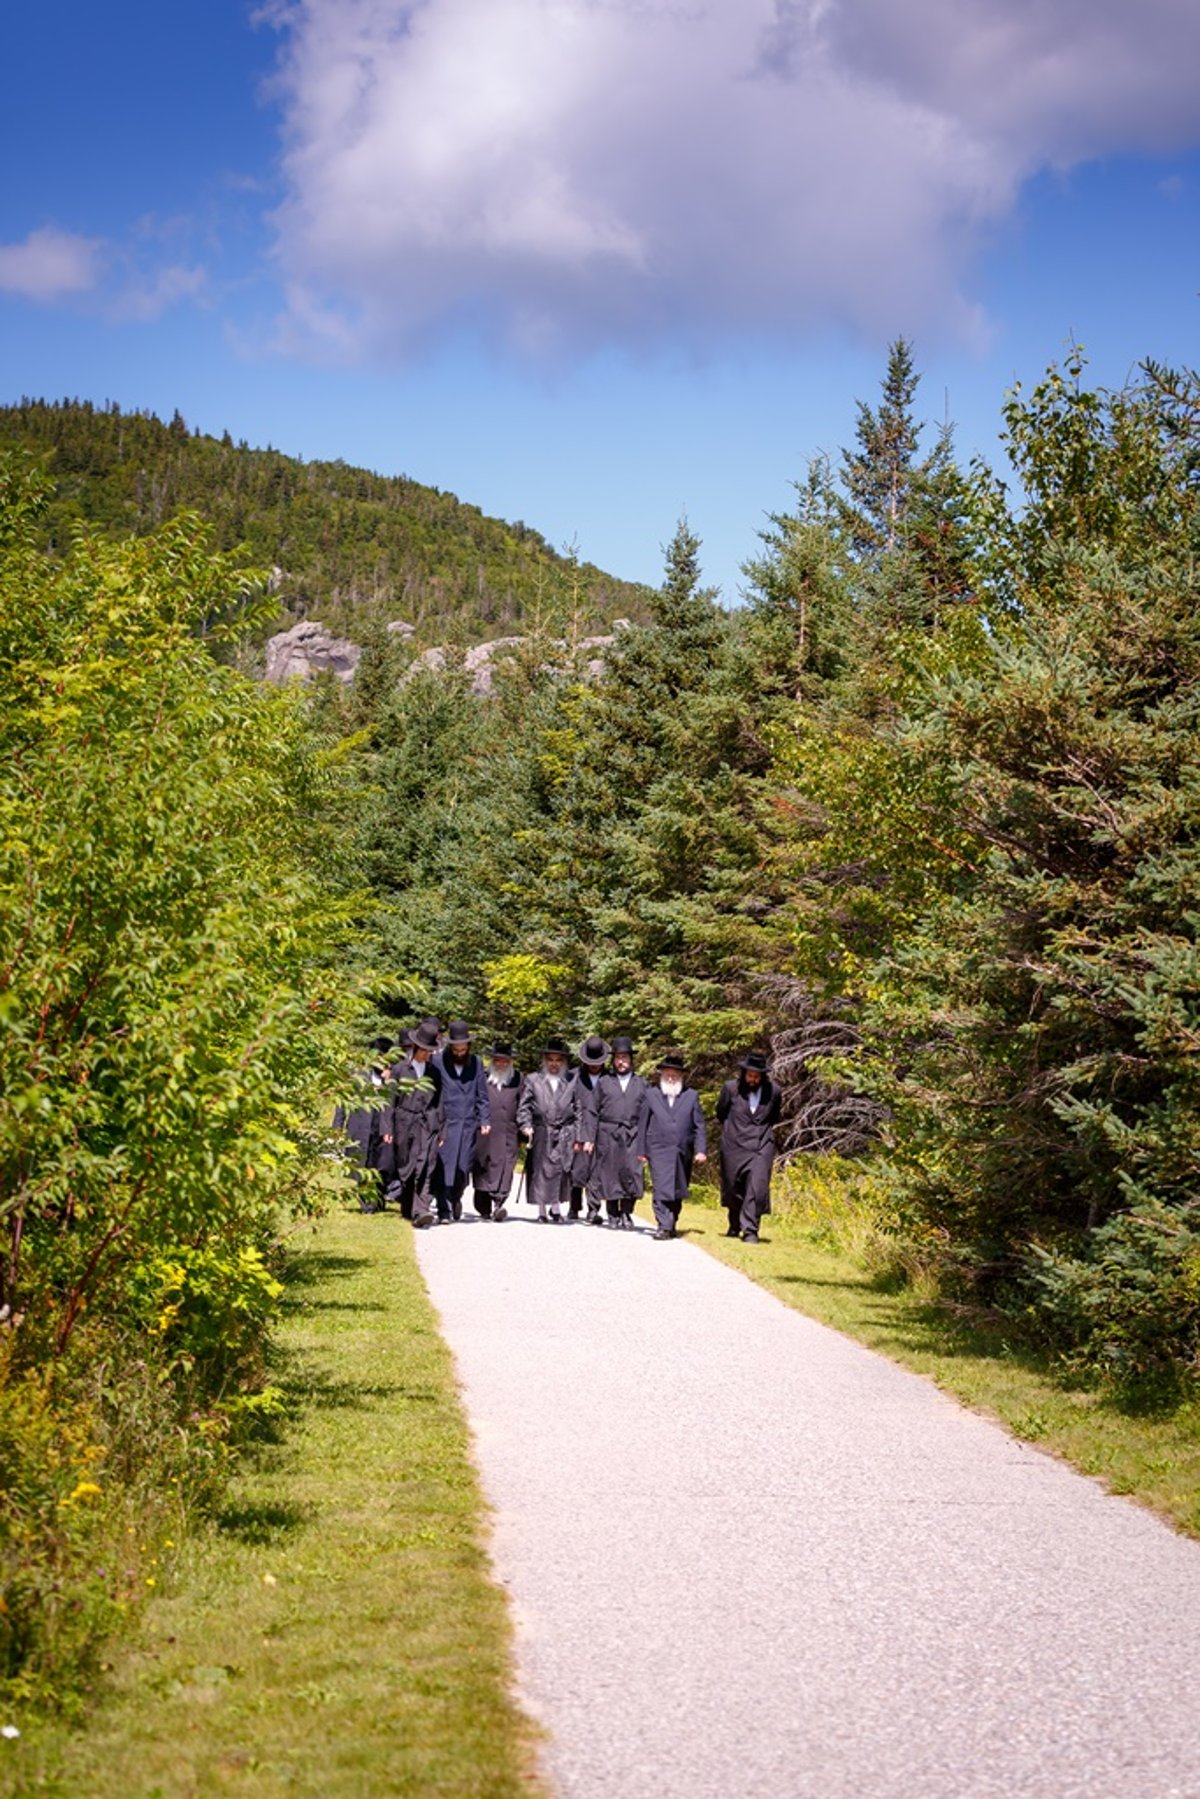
[660,1079,683,1099]
[488,1070,510,1088]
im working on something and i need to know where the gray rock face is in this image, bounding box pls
[464,636,527,696]
[262,619,628,693]
[264,621,363,686]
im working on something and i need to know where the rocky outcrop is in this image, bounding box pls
[264,621,363,685]
[263,617,632,693]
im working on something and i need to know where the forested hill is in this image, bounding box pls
[0,398,651,643]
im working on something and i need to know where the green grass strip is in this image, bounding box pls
[680,1198,1200,1539]
[14,1209,543,1798]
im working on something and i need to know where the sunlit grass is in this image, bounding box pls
[15,1210,544,1798]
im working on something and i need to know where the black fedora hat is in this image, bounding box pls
[658,1052,686,1072]
[739,1051,770,1073]
[490,1040,514,1059]
[446,1020,473,1044]
[577,1034,610,1064]
[542,1035,570,1058]
[412,1020,440,1050]
[611,1034,635,1057]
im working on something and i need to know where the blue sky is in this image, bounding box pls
[2,0,1199,603]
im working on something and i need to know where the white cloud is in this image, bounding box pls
[264,0,1200,359]
[0,226,103,301]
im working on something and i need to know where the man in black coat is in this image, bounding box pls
[639,1053,707,1239]
[432,1021,491,1222]
[716,1051,782,1243]
[390,1018,445,1228]
[517,1036,579,1221]
[590,1034,648,1229]
[571,1035,608,1223]
[333,1036,394,1211]
[472,1041,522,1220]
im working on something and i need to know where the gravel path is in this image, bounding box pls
[416,1213,1200,1799]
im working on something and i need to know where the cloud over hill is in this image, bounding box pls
[265,0,1200,358]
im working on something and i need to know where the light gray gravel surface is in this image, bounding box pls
[415,1213,1200,1798]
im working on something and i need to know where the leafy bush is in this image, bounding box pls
[0,1327,225,1711]
[0,454,359,1706]
[127,1245,285,1398]
[1022,1206,1200,1380]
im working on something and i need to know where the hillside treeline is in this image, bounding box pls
[330,342,1200,1384]
[0,399,650,646]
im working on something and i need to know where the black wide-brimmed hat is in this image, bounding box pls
[412,1020,440,1050]
[577,1034,610,1064]
[397,1027,415,1050]
[446,1020,473,1044]
[490,1040,514,1058]
[739,1051,770,1073]
[611,1035,635,1057]
[658,1053,686,1072]
[542,1035,571,1058]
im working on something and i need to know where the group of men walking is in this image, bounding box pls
[337,1024,782,1243]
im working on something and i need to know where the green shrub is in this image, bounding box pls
[0,454,360,1710]
[1022,1205,1200,1381]
[0,1326,225,1712]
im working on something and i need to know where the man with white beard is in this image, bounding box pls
[472,1041,523,1220]
[639,1053,707,1239]
[516,1037,578,1222]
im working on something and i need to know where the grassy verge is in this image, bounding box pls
[10,1209,543,1798]
[679,1191,1200,1538]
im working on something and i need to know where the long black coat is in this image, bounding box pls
[390,1056,444,1183]
[590,1072,648,1203]
[517,1071,578,1209]
[571,1068,603,1186]
[639,1086,707,1207]
[716,1077,781,1213]
[334,1068,386,1167]
[433,1050,491,1185]
[473,1070,522,1197]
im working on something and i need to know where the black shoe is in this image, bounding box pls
[536,1215,549,1224]
[725,1228,740,1237]
[587,1207,601,1226]
[651,1228,674,1240]
[493,1206,508,1222]
[741,1231,760,1243]
[551,1212,565,1224]
[413,1214,434,1229]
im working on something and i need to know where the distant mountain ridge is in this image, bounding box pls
[0,399,651,644]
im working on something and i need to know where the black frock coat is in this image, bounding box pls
[334,1068,386,1167]
[639,1086,707,1207]
[590,1072,649,1202]
[516,1070,579,1209]
[473,1070,522,1197]
[390,1056,445,1184]
[571,1068,604,1186]
[433,1050,491,1185]
[715,1077,781,1213]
